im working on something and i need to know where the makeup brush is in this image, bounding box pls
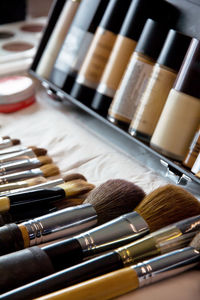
[0,145,44,156]
[0,179,145,293]
[0,156,52,175]
[35,233,200,300]
[0,147,47,163]
[0,138,20,150]
[0,163,60,186]
[0,176,47,193]
[2,184,199,297]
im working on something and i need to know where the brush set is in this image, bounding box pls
[0,135,199,299]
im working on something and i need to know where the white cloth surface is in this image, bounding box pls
[0,86,199,299]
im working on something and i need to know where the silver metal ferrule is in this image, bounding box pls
[0,139,13,149]
[176,215,200,235]
[0,149,35,163]
[0,168,43,184]
[0,158,40,175]
[77,211,149,255]
[133,247,200,287]
[0,145,27,156]
[22,203,97,246]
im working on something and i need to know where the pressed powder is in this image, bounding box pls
[92,0,178,116]
[0,31,15,39]
[20,24,44,33]
[183,125,200,169]
[129,30,191,142]
[70,0,132,106]
[151,39,200,161]
[2,42,34,52]
[50,0,109,93]
[107,19,169,130]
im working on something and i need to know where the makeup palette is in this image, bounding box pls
[0,17,46,76]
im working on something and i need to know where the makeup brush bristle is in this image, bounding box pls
[38,156,53,165]
[63,173,87,182]
[30,147,47,156]
[12,139,20,145]
[60,180,95,197]
[2,136,10,140]
[26,176,47,186]
[41,164,60,177]
[55,198,85,209]
[84,179,145,225]
[135,184,200,232]
[189,232,200,251]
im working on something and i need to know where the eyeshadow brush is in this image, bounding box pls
[2,184,199,298]
[0,147,47,163]
[37,233,200,300]
[0,138,20,150]
[0,145,46,156]
[0,176,47,193]
[0,156,52,175]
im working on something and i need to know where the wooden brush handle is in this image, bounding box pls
[2,252,124,299]
[36,267,139,300]
[0,223,24,256]
[0,246,54,294]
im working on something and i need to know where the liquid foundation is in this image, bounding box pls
[36,0,81,79]
[108,19,169,130]
[183,125,200,169]
[151,39,200,161]
[129,30,191,142]
[70,0,132,106]
[92,0,178,116]
[49,0,109,93]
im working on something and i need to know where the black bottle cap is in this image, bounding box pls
[88,0,110,34]
[174,38,200,99]
[157,30,192,72]
[135,19,169,61]
[120,0,178,41]
[100,0,131,34]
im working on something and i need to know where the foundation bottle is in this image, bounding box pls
[49,0,109,93]
[150,39,200,161]
[92,0,178,116]
[107,19,169,130]
[129,30,191,142]
[70,0,132,106]
[183,125,200,169]
[191,152,200,176]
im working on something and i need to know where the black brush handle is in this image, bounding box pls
[0,224,24,255]
[1,251,123,299]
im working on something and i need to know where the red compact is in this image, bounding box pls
[0,75,36,113]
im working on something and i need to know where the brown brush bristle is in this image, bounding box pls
[12,139,20,145]
[84,179,145,225]
[38,156,53,165]
[32,148,47,156]
[63,173,87,182]
[2,136,10,140]
[41,164,60,177]
[26,176,47,186]
[189,232,200,251]
[135,184,200,232]
[55,198,85,209]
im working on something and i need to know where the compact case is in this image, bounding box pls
[29,0,200,196]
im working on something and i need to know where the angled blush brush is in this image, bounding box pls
[0,147,47,163]
[0,138,20,150]
[0,163,60,186]
[2,184,199,298]
[36,233,200,300]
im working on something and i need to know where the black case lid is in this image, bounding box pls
[157,30,192,72]
[120,0,178,41]
[100,0,131,34]
[174,38,200,99]
[135,19,169,61]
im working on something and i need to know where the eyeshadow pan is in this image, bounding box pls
[0,31,15,39]
[2,42,34,52]
[20,24,44,33]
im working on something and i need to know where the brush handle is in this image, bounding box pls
[0,247,54,294]
[0,146,26,156]
[0,158,40,174]
[0,169,43,184]
[1,252,124,299]
[0,149,35,163]
[0,223,24,255]
[0,139,13,150]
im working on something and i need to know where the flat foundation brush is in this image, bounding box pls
[3,184,200,298]
[0,147,47,163]
[0,138,20,150]
[36,233,200,300]
[0,179,145,293]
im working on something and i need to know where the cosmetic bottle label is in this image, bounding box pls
[54,26,94,73]
[97,35,137,98]
[76,27,116,89]
[130,64,177,136]
[108,54,154,124]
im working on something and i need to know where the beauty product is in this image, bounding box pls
[107,19,169,130]
[129,30,191,142]
[50,0,109,93]
[150,39,200,161]
[183,125,200,169]
[191,152,200,175]
[0,138,20,150]
[92,0,178,116]
[0,76,36,113]
[36,0,82,79]
[0,147,46,163]
[70,0,132,106]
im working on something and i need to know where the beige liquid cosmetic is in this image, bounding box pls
[36,0,81,79]
[183,125,200,169]
[151,39,200,161]
[107,19,169,130]
[129,30,191,142]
